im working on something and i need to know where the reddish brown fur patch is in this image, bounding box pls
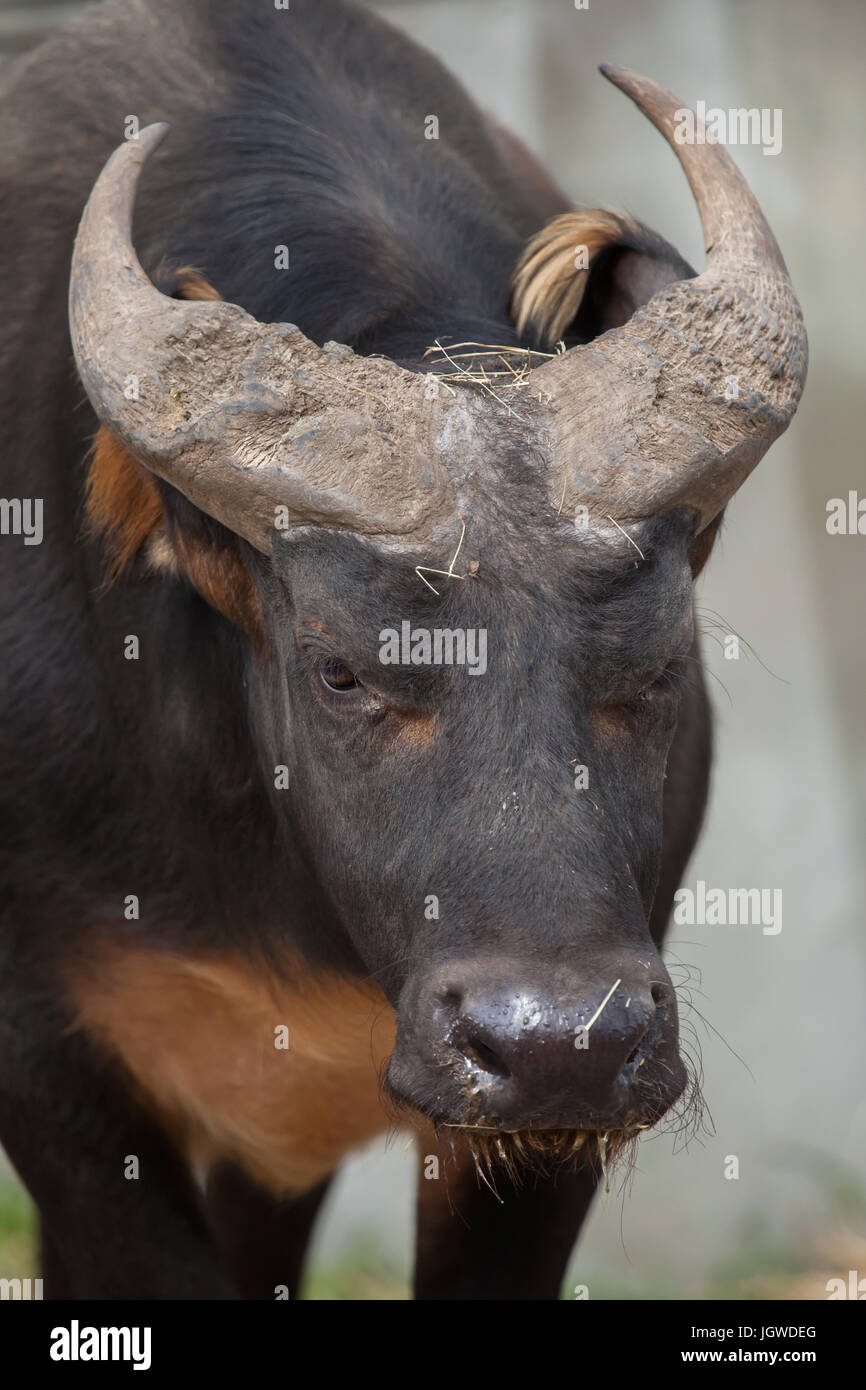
[64,939,398,1196]
[510,210,641,348]
[83,269,266,646]
[170,523,267,649]
[84,429,164,585]
[389,710,439,751]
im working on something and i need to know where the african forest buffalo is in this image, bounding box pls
[0,0,806,1299]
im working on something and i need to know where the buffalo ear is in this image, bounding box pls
[576,236,694,338]
[85,423,266,648]
[511,210,694,349]
[83,265,266,648]
[86,424,267,648]
[688,511,723,580]
[160,492,267,648]
[84,427,164,584]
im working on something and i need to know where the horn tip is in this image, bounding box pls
[137,121,171,153]
[599,63,634,87]
[598,64,654,105]
[598,65,686,148]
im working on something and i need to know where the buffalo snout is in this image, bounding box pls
[387,952,687,1135]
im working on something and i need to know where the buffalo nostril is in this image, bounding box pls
[457,1032,511,1079]
[619,992,661,1075]
[440,988,463,1013]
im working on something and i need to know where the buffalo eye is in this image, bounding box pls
[603,654,688,714]
[319,658,361,694]
[627,656,687,706]
[633,674,665,701]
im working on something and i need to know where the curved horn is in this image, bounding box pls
[69,125,461,554]
[531,67,808,533]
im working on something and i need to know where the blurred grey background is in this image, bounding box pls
[1,0,863,1297]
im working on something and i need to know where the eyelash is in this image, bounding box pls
[628,655,688,705]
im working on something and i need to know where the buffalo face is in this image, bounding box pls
[254,503,697,1141]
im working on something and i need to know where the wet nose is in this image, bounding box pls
[389,957,685,1132]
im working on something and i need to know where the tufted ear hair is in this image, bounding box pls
[510,209,694,349]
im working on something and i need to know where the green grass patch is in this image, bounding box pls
[0,1180,37,1282]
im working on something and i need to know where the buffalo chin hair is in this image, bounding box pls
[451,1127,638,1187]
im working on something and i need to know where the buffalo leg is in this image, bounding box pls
[0,983,237,1299]
[39,1223,75,1299]
[205,1160,332,1300]
[413,1134,598,1300]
